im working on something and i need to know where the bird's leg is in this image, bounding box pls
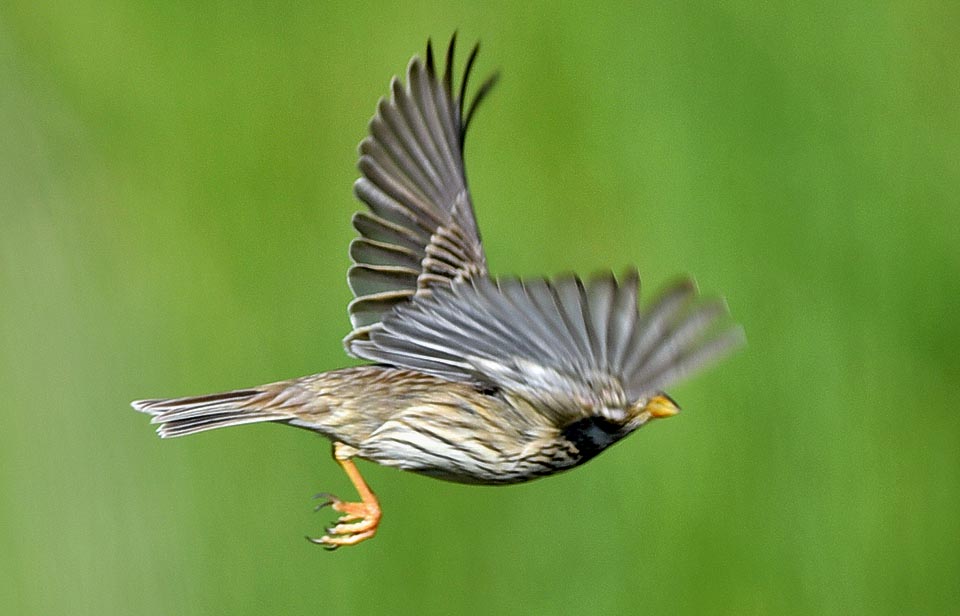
[307,442,382,550]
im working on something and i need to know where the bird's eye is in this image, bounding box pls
[477,384,500,396]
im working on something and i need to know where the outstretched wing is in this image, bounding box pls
[345,36,498,354]
[349,269,744,419]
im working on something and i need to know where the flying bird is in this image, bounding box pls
[132,36,744,549]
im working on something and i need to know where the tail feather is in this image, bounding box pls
[132,388,294,438]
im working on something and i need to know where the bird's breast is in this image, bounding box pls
[355,397,577,485]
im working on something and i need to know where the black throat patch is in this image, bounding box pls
[560,416,623,462]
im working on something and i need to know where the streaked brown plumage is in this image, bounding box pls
[132,36,744,549]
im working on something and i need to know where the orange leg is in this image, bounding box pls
[307,443,382,550]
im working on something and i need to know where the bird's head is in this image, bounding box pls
[559,392,681,462]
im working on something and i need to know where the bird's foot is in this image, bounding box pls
[307,492,381,550]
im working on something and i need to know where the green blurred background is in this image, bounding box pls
[2,2,958,614]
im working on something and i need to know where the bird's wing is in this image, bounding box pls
[345,36,498,354]
[349,269,744,419]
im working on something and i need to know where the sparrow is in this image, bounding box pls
[133,35,744,549]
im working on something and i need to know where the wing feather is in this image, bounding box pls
[586,273,617,369]
[606,269,639,369]
[356,270,743,417]
[345,36,497,355]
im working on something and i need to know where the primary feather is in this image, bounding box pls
[345,36,496,350]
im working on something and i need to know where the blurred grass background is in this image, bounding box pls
[1,2,958,614]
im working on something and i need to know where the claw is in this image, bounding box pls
[305,535,340,551]
[312,492,340,512]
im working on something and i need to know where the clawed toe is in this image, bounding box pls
[306,528,377,550]
[308,492,381,549]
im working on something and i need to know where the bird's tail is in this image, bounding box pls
[132,387,295,438]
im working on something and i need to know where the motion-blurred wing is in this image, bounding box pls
[350,269,744,418]
[345,36,498,354]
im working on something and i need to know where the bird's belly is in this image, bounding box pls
[357,432,520,485]
[357,421,581,485]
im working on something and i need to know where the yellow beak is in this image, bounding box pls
[644,394,681,419]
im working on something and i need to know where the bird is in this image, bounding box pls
[132,35,744,550]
